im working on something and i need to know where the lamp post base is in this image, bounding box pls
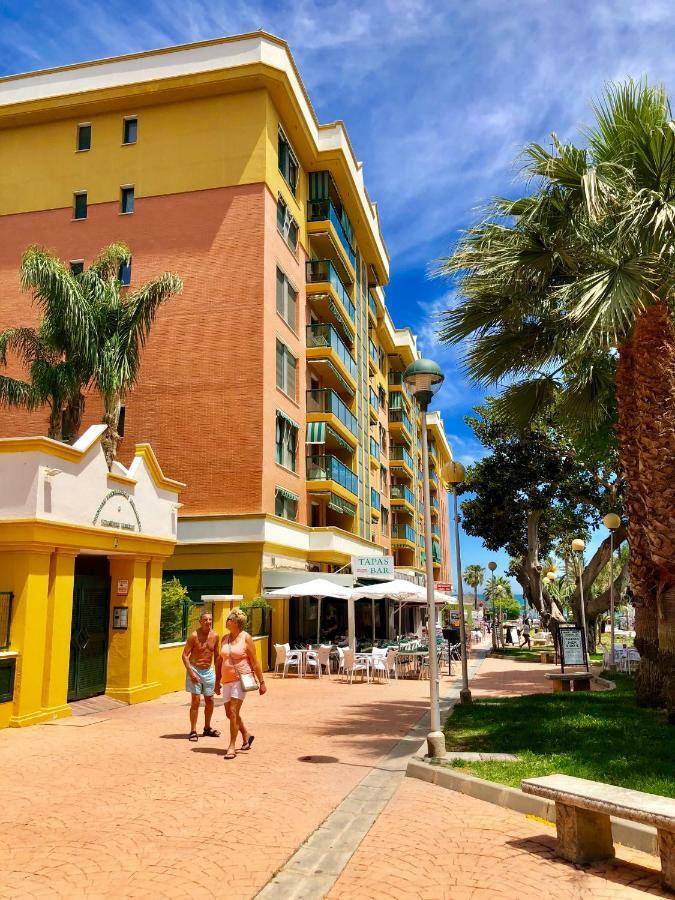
[426,731,446,759]
[459,688,473,704]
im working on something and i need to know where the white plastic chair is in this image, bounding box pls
[343,649,369,683]
[317,645,332,678]
[386,648,398,680]
[304,649,320,677]
[274,643,302,678]
[370,647,388,682]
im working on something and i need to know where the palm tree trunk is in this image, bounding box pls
[61,392,85,444]
[617,304,675,711]
[101,396,121,470]
[474,586,478,611]
[47,404,62,441]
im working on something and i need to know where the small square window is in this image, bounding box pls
[123,117,138,144]
[77,124,91,152]
[120,186,135,214]
[118,258,132,286]
[73,192,87,220]
[70,261,84,276]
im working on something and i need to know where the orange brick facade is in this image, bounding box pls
[0,182,303,517]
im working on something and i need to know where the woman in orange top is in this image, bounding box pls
[216,607,267,759]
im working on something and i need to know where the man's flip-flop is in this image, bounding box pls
[202,727,221,737]
[188,731,198,742]
[223,751,236,760]
[240,735,255,751]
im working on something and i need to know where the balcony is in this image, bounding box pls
[306,323,357,391]
[306,388,358,447]
[390,484,415,510]
[306,453,358,499]
[432,524,441,537]
[307,172,356,281]
[369,338,379,372]
[369,386,379,423]
[388,408,413,441]
[388,371,411,401]
[392,523,416,546]
[369,436,380,461]
[306,259,355,327]
[390,444,414,476]
[371,488,381,516]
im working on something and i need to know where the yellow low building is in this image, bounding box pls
[0,424,191,728]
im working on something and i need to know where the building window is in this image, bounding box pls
[123,117,138,145]
[278,128,299,194]
[117,405,126,437]
[70,260,84,276]
[276,267,297,329]
[118,258,132,286]
[120,186,135,214]
[277,196,298,252]
[276,412,298,472]
[77,124,91,152]
[276,340,297,399]
[73,192,87,220]
[275,487,298,521]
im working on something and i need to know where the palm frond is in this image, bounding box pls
[0,374,34,408]
[490,377,559,430]
[84,242,131,282]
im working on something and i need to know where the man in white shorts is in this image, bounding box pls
[182,611,220,742]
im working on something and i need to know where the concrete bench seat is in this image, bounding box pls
[522,774,675,889]
[544,672,592,692]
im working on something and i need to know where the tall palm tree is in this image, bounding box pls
[438,81,675,714]
[463,564,485,610]
[14,243,182,464]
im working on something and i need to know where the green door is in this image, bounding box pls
[68,574,110,702]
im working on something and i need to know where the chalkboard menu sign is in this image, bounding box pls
[557,625,588,672]
[508,626,519,645]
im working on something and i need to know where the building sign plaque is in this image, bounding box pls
[93,490,142,533]
[351,555,394,579]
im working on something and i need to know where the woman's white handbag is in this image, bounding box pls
[239,672,259,692]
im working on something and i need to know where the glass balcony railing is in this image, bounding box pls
[306,453,358,496]
[431,496,440,511]
[390,445,413,468]
[369,387,379,410]
[392,524,416,543]
[307,199,356,270]
[368,290,377,319]
[388,409,412,433]
[306,388,357,436]
[371,488,381,511]
[369,338,378,367]
[391,484,414,505]
[432,524,441,537]
[370,436,380,458]
[306,259,355,322]
[306,324,356,380]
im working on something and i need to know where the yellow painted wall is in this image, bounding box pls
[264,95,308,253]
[164,545,263,600]
[0,90,269,215]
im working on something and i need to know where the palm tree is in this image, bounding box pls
[438,81,675,713]
[14,243,182,464]
[463,564,485,610]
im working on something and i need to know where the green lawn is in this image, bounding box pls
[492,646,604,665]
[444,674,675,797]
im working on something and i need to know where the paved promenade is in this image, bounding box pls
[0,650,665,898]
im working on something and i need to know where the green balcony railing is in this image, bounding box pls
[307,388,357,436]
[391,484,414,505]
[392,524,416,543]
[307,198,356,270]
[306,453,358,496]
[390,445,413,468]
[306,259,355,322]
[306,324,356,380]
[389,409,412,434]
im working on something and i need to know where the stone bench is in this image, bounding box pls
[522,774,675,889]
[545,672,592,692]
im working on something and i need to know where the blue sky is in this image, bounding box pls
[2,0,674,590]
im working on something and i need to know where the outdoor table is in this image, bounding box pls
[293,648,319,677]
[394,649,429,678]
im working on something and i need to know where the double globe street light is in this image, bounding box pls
[403,359,446,757]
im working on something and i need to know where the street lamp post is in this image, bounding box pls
[488,561,497,649]
[403,358,445,758]
[571,538,588,652]
[443,460,471,704]
[602,513,621,671]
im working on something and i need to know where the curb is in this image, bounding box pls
[405,758,658,857]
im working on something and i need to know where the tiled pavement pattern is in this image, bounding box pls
[0,667,461,899]
[327,777,666,900]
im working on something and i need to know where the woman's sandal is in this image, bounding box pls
[223,750,236,760]
[240,735,255,751]
[202,727,221,738]
[188,731,198,742]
